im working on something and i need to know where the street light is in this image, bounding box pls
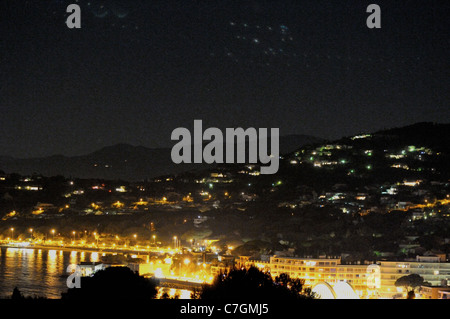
[93,232,98,247]
[173,236,178,249]
[10,228,14,240]
[152,235,156,245]
[29,228,33,240]
[51,229,55,240]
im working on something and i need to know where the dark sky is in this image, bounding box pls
[1,0,449,158]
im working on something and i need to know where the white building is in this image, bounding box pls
[265,255,450,299]
[378,258,450,298]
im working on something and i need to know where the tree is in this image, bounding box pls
[161,292,180,299]
[406,290,416,299]
[11,287,46,300]
[274,273,312,296]
[11,287,24,300]
[61,266,157,300]
[395,274,424,298]
[200,266,314,300]
[190,287,201,300]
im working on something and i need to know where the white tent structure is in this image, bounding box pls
[311,281,359,299]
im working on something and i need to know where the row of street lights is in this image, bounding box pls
[9,227,35,239]
[6,228,162,248]
[7,228,57,241]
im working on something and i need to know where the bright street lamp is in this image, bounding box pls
[173,236,178,249]
[93,232,99,246]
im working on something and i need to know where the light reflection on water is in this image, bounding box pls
[90,252,99,262]
[0,247,193,299]
[0,247,92,299]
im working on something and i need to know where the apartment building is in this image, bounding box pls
[267,255,450,299]
[269,256,373,298]
[378,259,450,298]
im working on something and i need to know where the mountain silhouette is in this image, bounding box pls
[0,135,323,181]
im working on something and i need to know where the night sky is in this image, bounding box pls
[1,0,449,158]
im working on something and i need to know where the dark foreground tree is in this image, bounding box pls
[61,267,157,300]
[395,274,424,299]
[407,291,416,299]
[11,287,24,300]
[199,266,314,300]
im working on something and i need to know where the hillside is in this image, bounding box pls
[0,134,323,181]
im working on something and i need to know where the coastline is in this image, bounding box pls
[0,243,155,257]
